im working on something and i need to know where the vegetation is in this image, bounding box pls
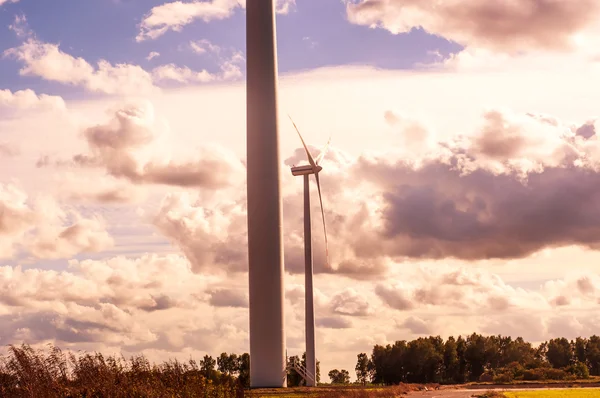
[3,333,600,396]
[0,343,245,398]
[360,334,600,385]
[328,369,351,384]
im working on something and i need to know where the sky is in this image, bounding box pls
[2,0,600,382]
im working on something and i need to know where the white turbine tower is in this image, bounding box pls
[289,116,330,388]
[246,0,286,388]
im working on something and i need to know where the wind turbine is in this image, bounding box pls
[246,0,286,388]
[289,115,330,388]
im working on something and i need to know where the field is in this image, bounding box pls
[504,389,600,397]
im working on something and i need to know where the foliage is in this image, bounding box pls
[355,353,374,386]
[0,343,244,398]
[328,369,351,384]
[366,333,600,385]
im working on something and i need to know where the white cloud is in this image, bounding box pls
[0,88,66,111]
[0,0,19,6]
[146,51,161,61]
[0,184,113,260]
[152,64,216,83]
[190,39,221,55]
[136,0,241,42]
[4,39,157,96]
[346,0,600,54]
[8,14,30,38]
[136,0,295,42]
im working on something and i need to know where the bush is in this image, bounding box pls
[479,372,494,382]
[0,344,245,398]
[544,368,568,380]
[565,361,590,379]
[522,368,545,381]
[492,372,513,383]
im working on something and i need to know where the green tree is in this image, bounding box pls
[328,369,350,384]
[200,355,216,380]
[236,353,250,387]
[355,353,373,385]
[443,336,459,383]
[464,333,488,381]
[573,337,587,364]
[585,335,600,375]
[217,352,238,376]
[546,338,573,369]
[287,355,303,387]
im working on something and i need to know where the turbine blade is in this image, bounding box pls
[315,136,331,166]
[314,172,329,266]
[288,115,317,169]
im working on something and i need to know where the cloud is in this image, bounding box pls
[316,316,353,329]
[4,39,157,96]
[208,289,248,308]
[374,284,414,310]
[0,184,113,259]
[0,88,66,111]
[334,108,600,262]
[136,0,242,42]
[152,64,217,83]
[0,143,19,157]
[0,253,250,355]
[27,217,114,260]
[329,288,373,316]
[39,101,245,189]
[136,0,295,42]
[400,316,432,335]
[146,51,160,61]
[8,14,30,38]
[345,0,600,53]
[152,191,247,274]
[190,39,221,55]
[0,0,19,6]
[154,43,245,83]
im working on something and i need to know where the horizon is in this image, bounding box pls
[2,0,600,384]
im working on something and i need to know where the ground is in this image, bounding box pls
[247,385,600,397]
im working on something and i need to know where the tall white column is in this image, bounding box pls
[246,0,286,388]
[304,175,316,387]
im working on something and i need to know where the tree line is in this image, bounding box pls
[347,333,600,385]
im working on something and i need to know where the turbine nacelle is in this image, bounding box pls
[288,115,330,267]
[291,164,323,176]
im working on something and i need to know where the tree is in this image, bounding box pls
[328,369,350,384]
[443,336,459,383]
[199,355,216,380]
[355,353,373,385]
[585,336,600,376]
[217,352,238,376]
[573,337,587,364]
[236,353,250,387]
[301,352,321,384]
[287,355,303,387]
[464,333,488,381]
[546,338,573,369]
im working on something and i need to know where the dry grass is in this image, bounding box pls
[0,343,244,398]
[248,383,438,397]
[473,392,507,398]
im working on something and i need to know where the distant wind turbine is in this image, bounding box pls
[288,115,330,387]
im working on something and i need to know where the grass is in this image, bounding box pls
[247,384,430,397]
[0,343,244,398]
[504,389,600,397]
